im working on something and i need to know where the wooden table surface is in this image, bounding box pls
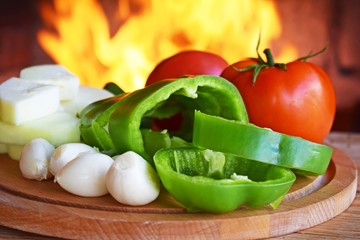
[0,131,359,240]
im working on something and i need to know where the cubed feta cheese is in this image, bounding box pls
[20,64,80,101]
[0,77,60,125]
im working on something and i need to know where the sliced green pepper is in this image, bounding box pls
[141,129,193,157]
[193,111,333,176]
[108,75,248,165]
[79,93,129,155]
[141,129,171,157]
[103,82,125,95]
[154,147,296,213]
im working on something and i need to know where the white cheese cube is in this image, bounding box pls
[20,64,80,101]
[0,77,60,125]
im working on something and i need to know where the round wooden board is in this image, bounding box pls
[0,147,357,239]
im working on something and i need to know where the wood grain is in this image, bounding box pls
[0,146,357,239]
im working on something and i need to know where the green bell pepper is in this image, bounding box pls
[141,129,193,157]
[193,111,333,175]
[103,82,125,95]
[79,93,129,155]
[154,147,296,213]
[141,129,171,157]
[107,75,248,165]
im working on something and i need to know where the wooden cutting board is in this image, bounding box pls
[0,147,357,239]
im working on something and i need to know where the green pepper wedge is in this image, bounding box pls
[154,147,296,213]
[108,75,248,165]
[79,93,129,155]
[193,111,333,176]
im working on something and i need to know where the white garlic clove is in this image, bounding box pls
[49,142,97,177]
[19,138,55,181]
[106,151,160,206]
[55,152,113,197]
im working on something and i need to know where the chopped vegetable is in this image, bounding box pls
[106,151,160,206]
[6,60,335,213]
[193,111,333,175]
[103,82,125,95]
[49,143,97,177]
[7,144,24,160]
[0,70,113,161]
[80,75,248,165]
[0,111,80,158]
[0,144,6,154]
[19,138,55,181]
[141,129,171,157]
[108,75,248,164]
[154,147,296,213]
[79,94,129,155]
[55,152,113,197]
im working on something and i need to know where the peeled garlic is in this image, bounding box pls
[106,151,160,206]
[55,152,113,197]
[49,143,97,177]
[19,138,55,181]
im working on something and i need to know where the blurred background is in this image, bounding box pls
[0,0,359,132]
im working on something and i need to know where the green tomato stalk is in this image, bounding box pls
[232,34,328,84]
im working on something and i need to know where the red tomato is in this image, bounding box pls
[221,58,336,143]
[146,50,228,132]
[146,50,228,86]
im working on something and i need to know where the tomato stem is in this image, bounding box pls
[232,34,327,85]
[264,49,275,67]
[296,44,328,61]
[263,48,287,71]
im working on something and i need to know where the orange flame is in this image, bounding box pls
[37,0,297,92]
